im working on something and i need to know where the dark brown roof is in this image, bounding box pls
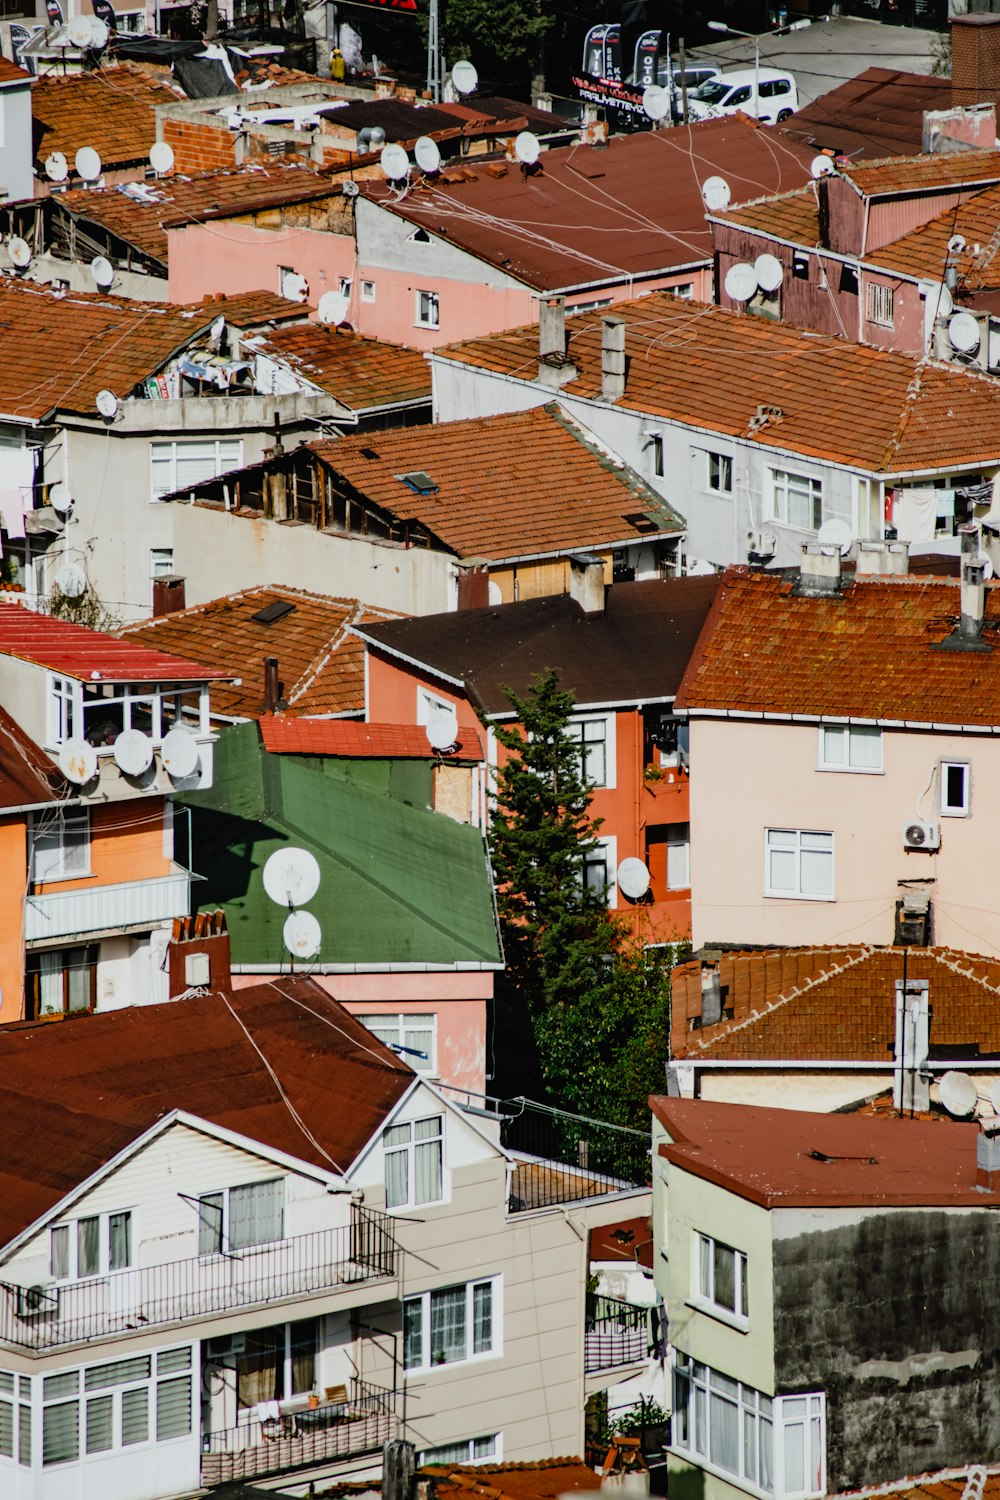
[322,98,475,137]
[249,323,431,411]
[589,1215,654,1269]
[0,702,64,810]
[361,119,815,291]
[651,1098,1000,1208]
[0,977,413,1247]
[0,57,32,88]
[31,64,183,175]
[778,67,951,160]
[425,1459,602,1500]
[436,96,565,132]
[360,576,721,714]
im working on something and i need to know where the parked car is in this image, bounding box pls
[686,68,798,124]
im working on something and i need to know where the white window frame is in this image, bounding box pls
[149,438,243,502]
[383,1115,444,1209]
[195,1178,285,1256]
[567,712,616,789]
[865,281,894,329]
[361,280,376,303]
[583,834,618,908]
[358,1012,437,1074]
[817,724,882,774]
[31,808,91,884]
[418,1433,502,1465]
[40,1347,193,1468]
[49,1209,135,1281]
[0,1368,32,1467]
[940,760,970,817]
[708,452,733,494]
[404,1277,501,1373]
[339,276,352,297]
[692,1232,748,1329]
[150,548,174,580]
[48,674,81,748]
[666,825,691,891]
[416,290,440,329]
[764,829,834,902]
[770,468,823,532]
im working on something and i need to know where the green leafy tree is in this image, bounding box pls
[441,0,553,75]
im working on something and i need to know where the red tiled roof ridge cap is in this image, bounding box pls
[834,1462,1000,1499]
[717,183,816,216]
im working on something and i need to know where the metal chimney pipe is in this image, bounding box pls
[263,656,280,714]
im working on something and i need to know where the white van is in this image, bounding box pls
[687,68,798,124]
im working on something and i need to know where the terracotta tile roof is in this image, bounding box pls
[778,67,952,160]
[259,718,483,759]
[870,181,1000,288]
[671,946,1000,1062]
[0,976,412,1246]
[0,703,64,809]
[0,57,32,88]
[122,587,403,717]
[435,95,565,131]
[836,1464,1000,1500]
[675,567,1000,728]
[438,293,1000,475]
[361,119,815,290]
[249,323,430,411]
[182,290,307,326]
[309,404,683,562]
[31,64,184,175]
[0,601,228,683]
[838,149,1000,199]
[716,185,819,243]
[651,1098,1000,1208]
[425,1460,602,1500]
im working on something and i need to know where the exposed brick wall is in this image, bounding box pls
[163,119,239,174]
[952,15,1000,109]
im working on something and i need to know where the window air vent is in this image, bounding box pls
[251,600,296,626]
[398,471,439,495]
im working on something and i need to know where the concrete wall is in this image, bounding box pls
[0,81,33,205]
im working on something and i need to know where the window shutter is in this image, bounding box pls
[42,1401,78,1466]
[86,1395,113,1454]
[121,1387,148,1446]
[156,1377,192,1440]
[0,1398,13,1458]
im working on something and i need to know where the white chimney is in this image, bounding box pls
[600,316,626,401]
[798,542,841,595]
[961,558,986,641]
[538,297,577,390]
[568,554,605,614]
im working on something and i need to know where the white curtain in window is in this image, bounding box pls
[109,1212,131,1272]
[430,1288,466,1364]
[800,834,833,897]
[472,1283,492,1354]
[229,1180,282,1250]
[77,1217,99,1278]
[385,1143,409,1209]
[414,1120,442,1204]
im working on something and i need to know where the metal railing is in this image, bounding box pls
[499,1099,651,1211]
[585,1294,650,1373]
[201,1377,395,1485]
[0,1209,398,1353]
[24,870,192,942]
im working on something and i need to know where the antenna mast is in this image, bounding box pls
[427,0,442,102]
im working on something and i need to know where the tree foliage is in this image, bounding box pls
[442,0,553,72]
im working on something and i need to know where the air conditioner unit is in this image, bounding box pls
[16,1282,59,1319]
[903,820,940,852]
[748,530,776,559]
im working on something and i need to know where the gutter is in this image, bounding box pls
[682,1058,1000,1071]
[674,706,1000,735]
[231,961,505,973]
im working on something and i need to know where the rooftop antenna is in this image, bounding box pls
[414,135,442,175]
[617,856,651,900]
[58,738,97,786]
[948,233,967,254]
[8,237,32,272]
[317,289,350,326]
[44,151,68,183]
[113,727,154,777]
[90,255,114,290]
[160,726,200,782]
[379,143,410,183]
[810,153,835,179]
[514,131,541,167]
[754,253,784,294]
[283,909,322,959]
[75,146,102,184]
[940,1069,979,1118]
[451,58,478,95]
[701,175,731,212]
[724,263,757,303]
[149,140,175,177]
[67,13,92,47]
[55,561,86,598]
[642,84,670,122]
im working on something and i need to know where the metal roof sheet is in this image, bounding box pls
[0,602,229,682]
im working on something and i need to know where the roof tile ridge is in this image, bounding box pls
[931,947,1000,998]
[880,360,927,470]
[689,945,876,1054]
[286,600,372,706]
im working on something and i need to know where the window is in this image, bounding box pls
[765,829,834,901]
[26,945,98,1020]
[708,452,733,494]
[50,1210,133,1280]
[0,1370,30,1466]
[695,1233,748,1323]
[409,227,432,243]
[339,276,352,297]
[358,1013,436,1073]
[567,715,615,787]
[865,282,894,329]
[582,838,618,906]
[419,1435,500,1464]
[197,1179,284,1254]
[416,290,440,329]
[404,1278,499,1371]
[728,85,752,105]
[940,761,970,816]
[49,675,78,746]
[384,1116,443,1209]
[31,809,90,883]
[667,825,691,890]
[818,724,882,773]
[41,1349,191,1467]
[205,1320,316,1412]
[150,548,174,580]
[648,433,664,477]
[150,438,243,501]
[775,1393,826,1500]
[770,469,822,532]
[671,283,694,299]
[362,279,376,302]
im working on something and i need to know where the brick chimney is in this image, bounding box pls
[152,575,186,617]
[167,911,231,997]
[952,15,1000,110]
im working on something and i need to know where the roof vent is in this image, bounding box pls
[252,599,296,625]
[397,471,438,495]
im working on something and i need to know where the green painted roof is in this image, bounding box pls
[182,723,503,968]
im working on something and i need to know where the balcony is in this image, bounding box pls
[585,1294,650,1374]
[23,870,192,943]
[201,1378,395,1485]
[0,1209,399,1353]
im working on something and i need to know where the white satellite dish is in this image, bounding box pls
[642,84,670,121]
[937,284,954,320]
[379,143,410,181]
[263,846,321,907]
[817,517,853,554]
[44,151,68,183]
[702,175,731,212]
[810,153,835,179]
[948,233,967,254]
[755,253,784,293]
[89,15,109,48]
[49,481,71,514]
[55,562,86,598]
[991,1078,1000,1116]
[96,389,119,421]
[940,1069,979,1118]
[8,237,31,270]
[425,708,457,752]
[317,289,350,326]
[113,727,153,776]
[149,140,175,175]
[161,727,200,780]
[342,180,360,200]
[90,255,114,289]
[75,146,102,182]
[949,311,981,354]
[414,135,442,174]
[724,263,757,302]
[58,737,98,786]
[68,13,92,47]
[617,856,651,900]
[451,58,478,94]
[283,908,322,959]
[515,131,541,166]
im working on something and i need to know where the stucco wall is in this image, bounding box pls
[0,83,34,205]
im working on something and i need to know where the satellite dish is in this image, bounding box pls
[755,253,784,293]
[68,13,91,46]
[948,233,967,254]
[161,727,200,780]
[425,708,458,752]
[991,1078,1000,1116]
[55,562,86,598]
[89,14,109,47]
[317,289,350,326]
[702,175,731,211]
[49,481,71,514]
[262,846,321,907]
[940,1069,979,1118]
[724,263,757,302]
[149,140,175,175]
[949,311,981,354]
[414,135,442,174]
[58,737,98,786]
[451,58,478,94]
[75,146,102,182]
[642,84,670,121]
[342,180,360,200]
[379,143,410,181]
[937,284,954,319]
[44,151,68,183]
[96,389,119,421]
[817,517,853,554]
[90,255,114,289]
[515,131,541,166]
[8,237,31,270]
[617,856,651,900]
[283,908,322,958]
[810,153,835,178]
[112,727,153,776]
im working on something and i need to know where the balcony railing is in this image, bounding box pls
[23,871,192,943]
[0,1209,398,1353]
[585,1294,650,1373]
[201,1378,395,1485]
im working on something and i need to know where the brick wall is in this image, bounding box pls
[952,14,1000,109]
[163,118,239,174]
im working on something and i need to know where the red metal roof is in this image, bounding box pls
[426,1460,602,1500]
[779,67,952,161]
[0,603,230,683]
[0,703,64,810]
[259,718,483,760]
[589,1214,654,1269]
